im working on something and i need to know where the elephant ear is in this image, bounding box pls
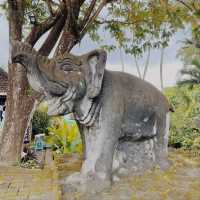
[85,50,107,98]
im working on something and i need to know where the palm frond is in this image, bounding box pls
[191,59,200,70]
[180,68,200,79]
[177,78,199,87]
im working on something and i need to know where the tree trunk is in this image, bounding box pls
[0,0,35,165]
[134,57,142,79]
[0,63,35,164]
[142,47,151,80]
[160,47,165,91]
[119,47,125,72]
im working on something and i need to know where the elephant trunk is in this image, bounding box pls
[11,40,37,69]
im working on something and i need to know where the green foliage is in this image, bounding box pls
[177,41,200,65]
[32,101,82,154]
[32,110,50,136]
[26,86,34,96]
[1,0,200,57]
[37,101,48,113]
[98,1,183,56]
[193,137,200,150]
[45,117,82,154]
[23,0,49,30]
[177,59,200,87]
[165,86,200,150]
[20,159,40,169]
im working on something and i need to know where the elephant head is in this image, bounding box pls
[12,41,107,119]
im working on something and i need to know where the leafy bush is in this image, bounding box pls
[32,101,82,154]
[165,85,200,150]
[32,110,50,136]
[45,117,82,154]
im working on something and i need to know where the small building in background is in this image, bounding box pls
[0,68,8,107]
[0,68,7,127]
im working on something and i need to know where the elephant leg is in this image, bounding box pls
[81,125,119,184]
[76,122,86,160]
[64,115,121,193]
[156,112,170,155]
[153,112,170,169]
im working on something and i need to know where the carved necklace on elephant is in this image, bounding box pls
[74,96,102,127]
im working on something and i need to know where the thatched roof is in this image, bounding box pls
[0,68,8,94]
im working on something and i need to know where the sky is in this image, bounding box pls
[0,3,189,90]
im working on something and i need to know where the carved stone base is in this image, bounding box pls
[112,138,169,179]
[62,138,170,194]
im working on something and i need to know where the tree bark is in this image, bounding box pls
[0,63,35,164]
[160,47,165,91]
[0,0,35,164]
[134,56,142,79]
[142,47,151,80]
[119,47,125,72]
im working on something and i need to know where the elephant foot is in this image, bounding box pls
[62,171,111,194]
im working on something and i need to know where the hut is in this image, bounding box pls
[0,68,8,107]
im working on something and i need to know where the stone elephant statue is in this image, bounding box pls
[12,41,171,192]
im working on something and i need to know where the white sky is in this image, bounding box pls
[0,2,189,90]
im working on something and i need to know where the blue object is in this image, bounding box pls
[64,115,76,125]
[34,134,45,151]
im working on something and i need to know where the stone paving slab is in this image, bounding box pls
[0,166,60,200]
[59,150,200,200]
[0,150,199,200]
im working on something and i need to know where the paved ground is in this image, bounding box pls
[0,166,60,200]
[0,149,199,200]
[59,149,200,200]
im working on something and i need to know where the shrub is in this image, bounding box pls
[32,110,50,136]
[45,116,82,154]
[165,85,200,150]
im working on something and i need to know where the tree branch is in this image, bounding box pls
[79,0,97,30]
[45,0,55,16]
[38,12,67,56]
[94,19,145,25]
[79,0,113,39]
[25,14,62,46]
[53,0,85,55]
[176,0,193,11]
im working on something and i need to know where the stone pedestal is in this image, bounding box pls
[113,138,169,178]
[35,150,46,169]
[45,149,54,168]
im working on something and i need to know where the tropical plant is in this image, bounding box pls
[177,59,200,88]
[45,117,82,154]
[165,85,200,150]
[32,110,50,136]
